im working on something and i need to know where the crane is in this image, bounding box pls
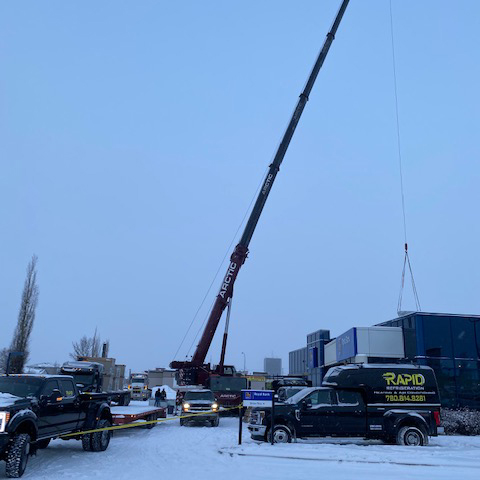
[171,0,350,387]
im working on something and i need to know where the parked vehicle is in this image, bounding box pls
[128,373,151,401]
[276,386,307,403]
[248,364,442,446]
[271,377,311,393]
[207,374,247,413]
[0,374,112,478]
[60,360,131,405]
[180,389,219,427]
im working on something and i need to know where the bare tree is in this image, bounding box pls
[70,335,93,359]
[91,327,101,357]
[70,328,105,360]
[9,255,39,374]
[0,348,8,373]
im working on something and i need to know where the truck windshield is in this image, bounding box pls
[184,391,215,401]
[285,387,315,404]
[70,373,95,387]
[132,378,145,384]
[0,377,44,398]
[209,377,247,392]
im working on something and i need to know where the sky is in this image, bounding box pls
[1,1,479,374]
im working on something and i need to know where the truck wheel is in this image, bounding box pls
[396,426,428,446]
[145,414,155,429]
[268,425,291,444]
[6,433,30,478]
[180,418,185,426]
[82,434,93,451]
[91,419,112,452]
[211,416,219,427]
[36,438,51,449]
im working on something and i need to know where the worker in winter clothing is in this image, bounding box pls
[154,388,162,407]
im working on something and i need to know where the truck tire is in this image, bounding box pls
[211,416,219,427]
[180,417,185,426]
[82,433,93,451]
[6,433,30,478]
[145,414,155,429]
[396,425,428,446]
[36,438,51,449]
[268,425,292,444]
[91,419,112,452]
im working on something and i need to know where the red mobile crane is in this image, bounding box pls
[171,0,350,397]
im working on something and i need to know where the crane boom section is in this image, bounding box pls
[188,0,350,366]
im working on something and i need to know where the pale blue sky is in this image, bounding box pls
[1,1,479,373]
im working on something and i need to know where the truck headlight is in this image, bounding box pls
[211,403,218,411]
[183,403,190,411]
[0,412,10,433]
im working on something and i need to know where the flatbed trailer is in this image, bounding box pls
[111,405,166,429]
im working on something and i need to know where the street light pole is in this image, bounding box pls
[241,352,246,373]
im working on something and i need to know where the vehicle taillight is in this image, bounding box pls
[434,411,441,426]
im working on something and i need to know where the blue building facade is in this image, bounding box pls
[378,312,480,409]
[289,329,330,386]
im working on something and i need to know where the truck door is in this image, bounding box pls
[297,389,336,436]
[37,380,64,437]
[331,390,366,436]
[58,379,82,432]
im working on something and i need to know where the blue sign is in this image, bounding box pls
[336,327,357,362]
[309,346,319,369]
[241,389,273,407]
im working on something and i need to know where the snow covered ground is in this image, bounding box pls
[3,415,480,479]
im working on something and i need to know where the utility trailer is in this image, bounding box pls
[111,405,166,430]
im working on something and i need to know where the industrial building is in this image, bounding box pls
[263,357,282,376]
[289,312,480,409]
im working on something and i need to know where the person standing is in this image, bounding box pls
[154,388,161,407]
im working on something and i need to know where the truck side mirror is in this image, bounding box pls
[49,389,63,403]
[301,398,312,410]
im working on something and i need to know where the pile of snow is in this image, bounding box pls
[151,385,176,400]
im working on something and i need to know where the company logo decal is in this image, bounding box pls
[383,372,425,387]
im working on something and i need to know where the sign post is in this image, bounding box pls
[241,390,274,445]
[238,405,243,445]
[271,393,275,445]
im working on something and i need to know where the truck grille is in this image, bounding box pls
[188,404,211,412]
[250,411,260,424]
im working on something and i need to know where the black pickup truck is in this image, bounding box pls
[248,364,442,446]
[0,374,113,478]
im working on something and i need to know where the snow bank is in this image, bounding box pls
[151,385,176,400]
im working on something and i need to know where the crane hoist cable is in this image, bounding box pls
[389,0,421,314]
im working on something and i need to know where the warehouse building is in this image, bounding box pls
[289,312,480,409]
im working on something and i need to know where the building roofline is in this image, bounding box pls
[384,311,480,323]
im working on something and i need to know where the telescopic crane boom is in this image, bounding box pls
[171,0,350,379]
